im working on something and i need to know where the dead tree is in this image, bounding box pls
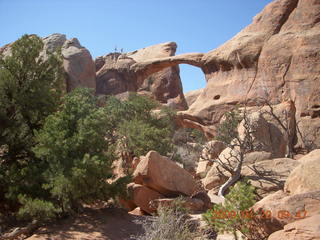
[213,109,257,198]
[259,99,296,158]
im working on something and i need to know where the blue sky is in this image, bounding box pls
[0,0,273,93]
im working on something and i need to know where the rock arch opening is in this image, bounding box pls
[179,64,206,94]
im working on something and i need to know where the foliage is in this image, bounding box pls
[105,93,175,158]
[17,195,61,222]
[203,179,256,239]
[215,109,241,144]
[0,34,178,223]
[138,198,207,240]
[33,88,127,213]
[0,34,64,210]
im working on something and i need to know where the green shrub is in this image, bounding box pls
[33,88,127,213]
[203,180,256,240]
[17,195,60,221]
[0,34,64,211]
[215,109,241,144]
[105,93,175,158]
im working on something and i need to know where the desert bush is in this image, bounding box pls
[138,198,207,240]
[203,179,256,240]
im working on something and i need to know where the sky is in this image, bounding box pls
[0,0,273,93]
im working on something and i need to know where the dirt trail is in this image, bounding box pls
[26,207,146,240]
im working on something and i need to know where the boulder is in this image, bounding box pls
[133,151,197,196]
[251,190,320,236]
[207,190,225,204]
[191,191,212,210]
[200,140,226,161]
[285,149,320,195]
[128,207,147,216]
[297,117,320,150]
[61,38,96,91]
[202,163,227,191]
[238,112,286,158]
[243,151,272,165]
[268,214,320,240]
[118,197,136,211]
[127,183,164,214]
[196,160,211,178]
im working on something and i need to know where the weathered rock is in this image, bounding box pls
[128,207,147,216]
[285,149,320,195]
[238,112,286,158]
[127,183,164,214]
[191,191,212,210]
[118,196,136,211]
[252,190,320,236]
[297,117,320,150]
[268,214,320,240]
[1,34,96,93]
[202,163,227,191]
[196,160,212,178]
[200,140,226,161]
[204,157,299,196]
[180,0,320,138]
[242,158,300,197]
[243,151,272,165]
[96,42,188,110]
[61,38,96,91]
[133,151,197,196]
[42,33,67,53]
[185,89,203,107]
[207,190,225,204]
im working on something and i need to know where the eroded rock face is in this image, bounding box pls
[1,33,96,92]
[185,89,203,107]
[96,42,188,110]
[202,157,299,197]
[180,0,320,145]
[268,214,320,240]
[284,149,320,195]
[253,190,320,233]
[62,38,96,91]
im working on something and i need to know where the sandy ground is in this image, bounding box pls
[26,207,147,240]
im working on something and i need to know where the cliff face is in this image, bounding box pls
[184,0,320,126]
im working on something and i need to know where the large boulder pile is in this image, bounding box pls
[249,149,320,239]
[197,107,300,197]
[121,151,210,214]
